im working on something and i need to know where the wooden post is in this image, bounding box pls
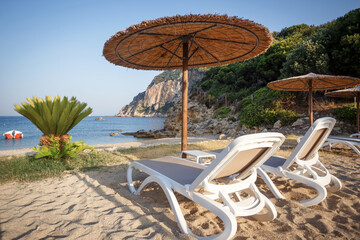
[308,80,313,126]
[181,38,189,155]
[357,93,359,133]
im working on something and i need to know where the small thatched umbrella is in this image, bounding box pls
[103,14,273,152]
[326,85,360,133]
[267,73,360,126]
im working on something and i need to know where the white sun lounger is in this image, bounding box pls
[350,133,360,138]
[258,117,342,207]
[323,134,360,155]
[127,133,285,239]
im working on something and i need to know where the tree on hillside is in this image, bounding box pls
[280,28,331,77]
[328,8,360,76]
[190,9,360,125]
[199,24,318,104]
[280,8,360,78]
[273,24,318,40]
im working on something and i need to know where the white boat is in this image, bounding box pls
[3,130,23,139]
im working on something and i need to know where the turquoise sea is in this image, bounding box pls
[0,116,165,151]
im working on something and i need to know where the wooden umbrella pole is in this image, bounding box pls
[181,38,189,155]
[357,93,359,133]
[309,80,313,126]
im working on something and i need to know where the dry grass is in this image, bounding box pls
[98,140,231,163]
[4,135,349,184]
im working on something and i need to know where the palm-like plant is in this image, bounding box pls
[14,96,92,147]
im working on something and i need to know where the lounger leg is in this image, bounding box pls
[127,163,237,240]
[127,166,190,234]
[285,172,327,207]
[127,164,137,194]
[190,192,237,240]
[257,168,286,199]
[322,141,332,151]
[145,177,238,240]
[248,183,277,221]
[324,141,360,155]
[252,192,277,221]
[328,175,342,192]
[346,143,360,155]
[143,175,192,234]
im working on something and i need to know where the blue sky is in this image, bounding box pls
[0,0,359,116]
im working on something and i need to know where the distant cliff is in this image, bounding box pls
[116,69,205,117]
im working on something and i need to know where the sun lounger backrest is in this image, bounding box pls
[213,147,269,179]
[188,133,285,191]
[282,117,336,169]
[298,128,327,160]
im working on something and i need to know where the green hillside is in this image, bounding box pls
[193,9,360,127]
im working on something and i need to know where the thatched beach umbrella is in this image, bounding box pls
[103,14,272,152]
[326,85,360,133]
[267,73,360,126]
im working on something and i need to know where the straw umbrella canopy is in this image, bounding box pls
[267,73,360,126]
[326,85,360,133]
[103,14,272,152]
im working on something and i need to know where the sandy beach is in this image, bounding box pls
[0,138,359,239]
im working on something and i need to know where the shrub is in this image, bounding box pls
[14,96,93,161]
[239,87,293,107]
[334,104,356,124]
[237,88,299,127]
[238,104,299,127]
[214,106,231,118]
[33,135,95,163]
[228,116,237,122]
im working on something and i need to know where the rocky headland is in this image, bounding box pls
[116,69,205,117]
[122,95,355,140]
[117,69,356,140]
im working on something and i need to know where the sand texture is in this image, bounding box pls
[0,144,359,239]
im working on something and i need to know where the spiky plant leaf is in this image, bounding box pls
[41,100,54,133]
[14,96,92,136]
[64,102,88,132]
[51,97,61,135]
[67,107,93,133]
[45,96,54,115]
[26,97,36,108]
[15,102,50,134]
[56,104,71,135]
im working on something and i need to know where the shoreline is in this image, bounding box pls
[0,135,218,158]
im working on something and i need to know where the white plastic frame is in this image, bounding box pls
[127,132,285,239]
[323,135,360,155]
[259,117,342,207]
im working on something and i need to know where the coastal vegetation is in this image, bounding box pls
[115,9,358,130]
[334,104,357,124]
[214,106,231,119]
[195,9,360,127]
[237,88,299,127]
[14,96,94,162]
[0,151,104,183]
[152,69,182,85]
[32,136,95,162]
[0,141,230,183]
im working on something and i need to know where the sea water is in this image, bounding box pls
[0,116,165,151]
